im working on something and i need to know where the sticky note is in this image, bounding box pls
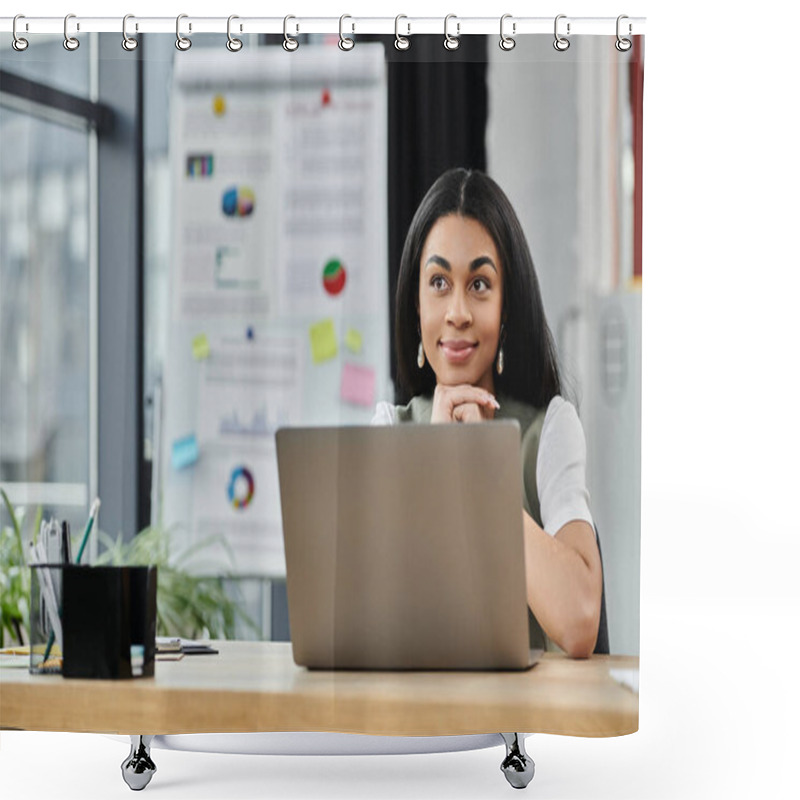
[340,363,375,408]
[172,435,199,470]
[192,333,210,360]
[344,327,362,354]
[310,319,338,364]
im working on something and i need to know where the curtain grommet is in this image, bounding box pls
[553,14,570,52]
[63,13,80,51]
[394,15,411,51]
[175,14,192,51]
[12,15,29,51]
[499,14,516,51]
[615,15,632,52]
[444,14,460,51]
[122,14,138,51]
[339,14,355,51]
[283,15,299,52]
[226,15,243,52]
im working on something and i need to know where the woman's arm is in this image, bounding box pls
[522,513,602,658]
[429,387,601,654]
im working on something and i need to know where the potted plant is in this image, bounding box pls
[94,525,257,639]
[0,488,35,646]
[0,487,257,644]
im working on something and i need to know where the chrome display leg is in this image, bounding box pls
[500,733,535,789]
[121,735,156,791]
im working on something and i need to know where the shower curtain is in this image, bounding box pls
[0,15,643,767]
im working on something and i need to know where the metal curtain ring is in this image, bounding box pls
[444,14,460,51]
[339,14,355,51]
[122,14,138,51]
[283,15,299,51]
[499,14,516,51]
[394,15,410,51]
[175,14,192,51]
[12,15,29,52]
[63,13,80,51]
[553,14,570,52]
[227,15,243,52]
[615,14,632,52]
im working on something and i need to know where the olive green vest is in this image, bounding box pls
[394,393,552,650]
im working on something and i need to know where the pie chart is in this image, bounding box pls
[322,258,347,296]
[222,186,255,218]
[227,466,255,510]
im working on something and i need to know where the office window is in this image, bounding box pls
[0,38,94,531]
[0,35,90,99]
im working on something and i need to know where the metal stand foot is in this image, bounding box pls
[500,733,535,789]
[121,735,156,791]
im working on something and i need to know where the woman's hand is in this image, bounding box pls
[430,384,500,424]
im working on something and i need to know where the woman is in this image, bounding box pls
[373,168,602,658]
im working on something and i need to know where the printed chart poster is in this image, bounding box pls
[276,84,385,317]
[172,74,277,321]
[162,46,389,576]
[191,336,303,576]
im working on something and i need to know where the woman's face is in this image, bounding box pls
[418,214,504,393]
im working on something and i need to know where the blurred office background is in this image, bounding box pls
[0,33,642,655]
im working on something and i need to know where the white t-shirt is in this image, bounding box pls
[372,395,594,537]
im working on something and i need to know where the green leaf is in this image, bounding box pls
[92,525,258,640]
[0,488,32,645]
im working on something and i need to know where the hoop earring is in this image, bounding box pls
[496,322,506,375]
[417,341,425,369]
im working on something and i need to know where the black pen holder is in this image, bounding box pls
[61,565,157,679]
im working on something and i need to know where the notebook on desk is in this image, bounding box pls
[275,421,542,671]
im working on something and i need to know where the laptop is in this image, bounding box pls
[275,421,542,670]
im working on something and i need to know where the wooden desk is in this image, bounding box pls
[1,641,638,738]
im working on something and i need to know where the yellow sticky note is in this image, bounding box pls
[192,333,210,361]
[344,327,362,354]
[309,319,338,364]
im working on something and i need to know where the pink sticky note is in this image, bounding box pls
[340,363,375,408]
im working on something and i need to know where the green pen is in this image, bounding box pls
[75,498,101,565]
[42,498,101,665]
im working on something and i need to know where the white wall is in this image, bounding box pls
[487,35,641,655]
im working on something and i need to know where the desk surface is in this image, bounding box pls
[1,641,638,738]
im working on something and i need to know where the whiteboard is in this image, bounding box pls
[159,44,390,577]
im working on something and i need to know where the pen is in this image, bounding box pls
[76,498,101,565]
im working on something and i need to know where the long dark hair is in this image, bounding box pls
[395,168,562,408]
